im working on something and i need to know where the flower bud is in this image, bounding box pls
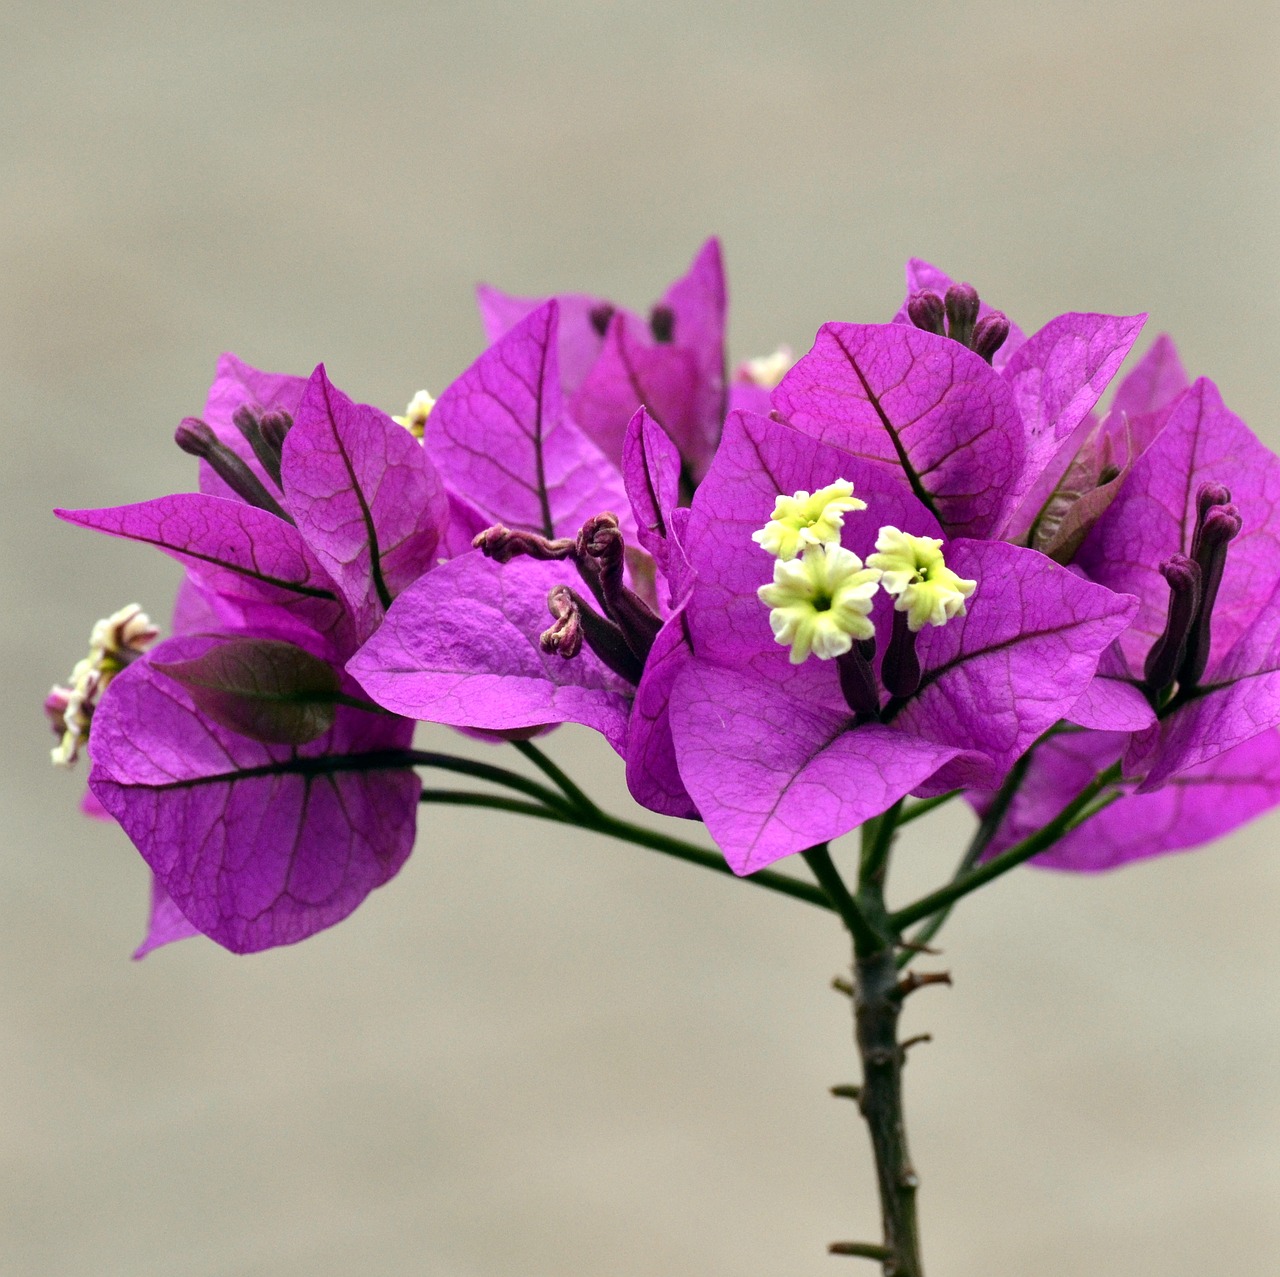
[906,291,946,336]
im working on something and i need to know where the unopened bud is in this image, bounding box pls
[231,405,287,488]
[175,418,291,521]
[944,283,980,349]
[1179,503,1243,688]
[649,304,676,343]
[588,304,615,337]
[971,311,1011,363]
[906,291,946,336]
[1144,554,1201,691]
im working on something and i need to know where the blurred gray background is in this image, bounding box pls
[4,2,1279,1273]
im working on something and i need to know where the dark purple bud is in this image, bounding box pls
[539,586,584,659]
[588,303,615,338]
[1143,555,1201,692]
[906,291,946,336]
[175,418,292,522]
[259,408,293,461]
[231,405,287,489]
[971,311,1011,363]
[837,645,880,723]
[573,512,661,660]
[944,283,980,349]
[881,610,921,699]
[472,524,575,563]
[648,304,676,343]
[538,585,643,685]
[1190,480,1232,558]
[1179,503,1242,688]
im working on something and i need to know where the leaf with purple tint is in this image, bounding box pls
[56,495,350,653]
[1077,377,1280,679]
[154,637,343,745]
[670,660,963,873]
[973,729,1280,871]
[281,365,449,641]
[133,875,202,958]
[89,636,419,955]
[772,323,1025,538]
[428,301,631,541]
[887,539,1138,788]
[348,553,635,752]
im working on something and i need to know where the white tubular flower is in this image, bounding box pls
[866,526,976,631]
[757,545,882,664]
[393,389,435,440]
[735,345,795,390]
[752,479,867,561]
[48,604,158,767]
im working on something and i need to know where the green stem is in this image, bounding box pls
[860,799,903,889]
[898,753,1033,965]
[406,749,576,815]
[511,739,600,815]
[419,789,560,820]
[802,844,879,950]
[419,789,834,913]
[897,789,961,827]
[890,762,1123,930]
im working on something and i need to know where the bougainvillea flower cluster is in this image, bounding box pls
[51,242,1280,954]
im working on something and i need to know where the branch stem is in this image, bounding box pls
[890,762,1123,930]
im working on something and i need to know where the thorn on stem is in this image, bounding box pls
[900,1034,932,1054]
[830,1084,861,1101]
[829,1241,893,1260]
[894,970,952,1000]
[831,975,854,997]
[896,939,941,956]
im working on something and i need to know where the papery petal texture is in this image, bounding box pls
[889,540,1139,787]
[89,637,419,954]
[622,407,682,571]
[625,615,697,819]
[1109,334,1189,423]
[133,875,202,958]
[476,287,609,397]
[773,323,1025,538]
[428,302,631,539]
[998,311,1146,533]
[348,554,634,750]
[976,729,1280,871]
[1077,378,1280,678]
[281,365,448,640]
[670,661,961,873]
[56,496,351,655]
